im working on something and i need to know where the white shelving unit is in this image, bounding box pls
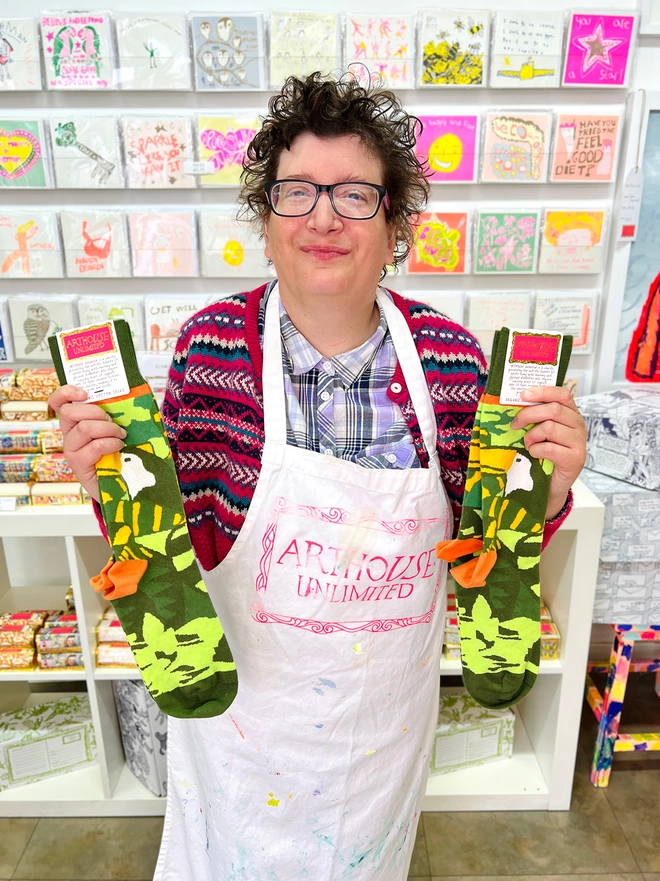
[0,478,603,815]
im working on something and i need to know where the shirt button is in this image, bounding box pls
[390,382,402,394]
[387,453,397,464]
[322,360,332,372]
[323,448,334,456]
[320,391,331,402]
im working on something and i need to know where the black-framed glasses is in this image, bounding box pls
[264,179,390,220]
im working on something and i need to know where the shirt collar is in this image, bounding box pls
[279,292,388,387]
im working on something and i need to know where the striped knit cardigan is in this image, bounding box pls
[155,284,570,573]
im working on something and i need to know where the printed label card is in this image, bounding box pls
[41,12,115,89]
[9,295,77,361]
[467,291,532,356]
[144,295,208,353]
[408,210,470,273]
[550,113,621,183]
[481,111,552,183]
[0,211,62,279]
[122,118,195,189]
[0,299,14,362]
[60,210,131,278]
[114,15,191,90]
[0,118,51,188]
[77,297,145,349]
[55,322,129,402]
[49,116,123,188]
[415,114,479,183]
[490,11,564,88]
[474,210,540,274]
[539,209,607,274]
[197,113,260,187]
[407,291,464,324]
[344,15,414,89]
[199,211,268,278]
[419,9,490,87]
[562,11,638,88]
[0,18,42,90]
[500,329,564,406]
[269,11,340,87]
[533,290,598,353]
[191,15,265,91]
[128,210,198,277]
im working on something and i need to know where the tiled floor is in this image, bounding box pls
[1,674,658,881]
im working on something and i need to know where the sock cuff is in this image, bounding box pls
[49,319,146,392]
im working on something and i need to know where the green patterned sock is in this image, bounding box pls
[49,319,237,719]
[437,327,572,709]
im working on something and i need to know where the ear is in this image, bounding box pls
[262,217,271,261]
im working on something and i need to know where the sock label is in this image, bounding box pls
[55,322,130,403]
[500,329,563,406]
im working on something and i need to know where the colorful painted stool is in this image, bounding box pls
[585,623,660,787]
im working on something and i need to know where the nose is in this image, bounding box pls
[306,190,342,234]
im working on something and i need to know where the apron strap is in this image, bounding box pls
[262,282,288,443]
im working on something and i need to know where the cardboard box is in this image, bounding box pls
[430,687,515,776]
[112,679,167,797]
[0,695,97,791]
[578,388,660,491]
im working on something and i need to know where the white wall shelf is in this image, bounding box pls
[0,478,603,815]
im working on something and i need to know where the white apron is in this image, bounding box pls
[154,286,451,881]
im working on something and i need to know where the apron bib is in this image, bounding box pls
[155,287,451,881]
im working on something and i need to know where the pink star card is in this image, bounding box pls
[562,11,638,87]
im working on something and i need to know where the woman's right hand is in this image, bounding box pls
[48,385,127,503]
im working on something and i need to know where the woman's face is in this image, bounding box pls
[263,132,395,301]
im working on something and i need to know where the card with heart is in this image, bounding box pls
[60,209,131,278]
[0,118,51,188]
[197,113,261,186]
[191,14,266,90]
[121,117,196,189]
[0,18,42,90]
[41,11,115,89]
[0,210,63,278]
[114,14,191,90]
[199,210,269,277]
[49,115,123,188]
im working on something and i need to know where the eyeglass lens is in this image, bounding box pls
[270,181,381,218]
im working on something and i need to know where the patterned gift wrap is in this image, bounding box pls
[43,613,77,628]
[0,484,30,506]
[96,642,136,667]
[37,651,84,670]
[30,483,82,505]
[0,454,36,482]
[540,622,561,660]
[30,454,75,483]
[0,624,37,648]
[9,368,60,401]
[38,430,64,453]
[0,611,50,626]
[36,627,81,652]
[65,587,75,612]
[97,618,127,643]
[444,643,462,661]
[541,603,552,621]
[0,647,35,670]
[0,401,51,421]
[0,371,14,402]
[0,431,42,453]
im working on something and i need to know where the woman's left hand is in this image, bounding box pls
[511,385,588,520]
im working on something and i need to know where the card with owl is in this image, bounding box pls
[418,9,491,87]
[60,209,131,278]
[0,18,42,91]
[9,295,77,361]
[490,12,564,89]
[344,15,414,89]
[191,14,266,90]
[128,210,198,277]
[114,15,191,90]
[0,299,14,362]
[144,295,208,353]
[197,113,261,186]
[40,11,115,90]
[0,211,63,279]
[77,296,146,349]
[49,115,123,189]
[199,211,268,278]
[0,118,52,188]
[481,111,552,183]
[122,118,195,189]
[269,11,340,88]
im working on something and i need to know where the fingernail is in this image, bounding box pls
[120,429,128,438]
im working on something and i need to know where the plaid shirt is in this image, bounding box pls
[258,282,419,470]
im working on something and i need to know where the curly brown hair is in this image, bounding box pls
[238,72,429,274]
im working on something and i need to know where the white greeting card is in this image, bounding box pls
[407,291,464,324]
[418,8,491,87]
[77,297,145,349]
[122,117,195,189]
[0,210,63,279]
[538,208,607,274]
[490,11,565,89]
[0,18,42,90]
[49,116,123,188]
[60,210,131,278]
[0,299,14,361]
[344,15,414,89]
[191,14,266,91]
[41,11,115,90]
[144,295,208,353]
[467,291,532,356]
[269,11,340,87]
[533,290,599,354]
[128,210,198,277]
[9,295,77,361]
[199,211,268,278]
[114,15,191,90]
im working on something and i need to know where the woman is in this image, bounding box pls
[50,74,587,880]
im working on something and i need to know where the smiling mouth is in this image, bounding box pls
[300,247,350,261]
